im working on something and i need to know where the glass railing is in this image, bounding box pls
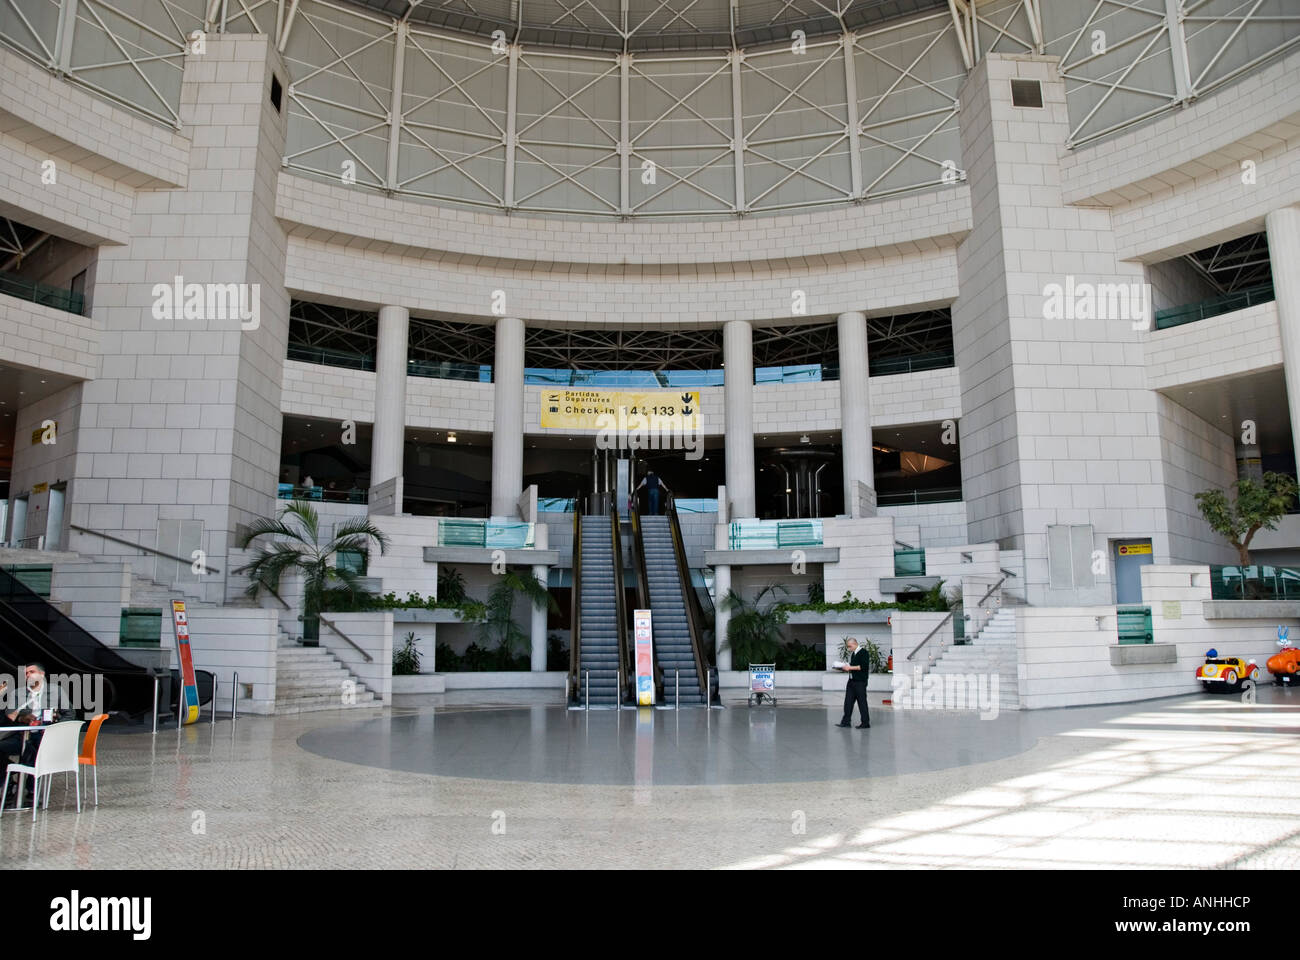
[277,483,367,504]
[728,518,823,549]
[893,549,926,577]
[877,488,963,507]
[1154,283,1275,331]
[0,272,86,316]
[673,498,718,513]
[868,351,954,376]
[408,359,490,382]
[538,497,577,513]
[438,518,536,549]
[1209,564,1300,600]
[1117,605,1153,644]
[286,344,375,370]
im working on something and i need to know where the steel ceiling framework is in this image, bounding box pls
[1042,0,1300,147]
[1183,232,1272,293]
[3,1,1297,210]
[289,301,954,368]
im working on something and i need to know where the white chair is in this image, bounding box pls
[0,721,83,820]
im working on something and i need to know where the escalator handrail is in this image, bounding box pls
[568,492,582,702]
[628,496,664,700]
[665,491,711,702]
[609,501,630,705]
[0,567,149,676]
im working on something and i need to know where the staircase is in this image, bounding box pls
[275,645,378,714]
[129,574,218,611]
[639,516,704,705]
[925,608,1020,711]
[577,515,621,707]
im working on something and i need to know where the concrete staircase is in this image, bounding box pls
[926,608,1020,711]
[129,574,218,611]
[275,645,378,715]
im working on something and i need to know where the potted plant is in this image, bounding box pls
[721,584,789,670]
[393,632,421,675]
[236,500,389,645]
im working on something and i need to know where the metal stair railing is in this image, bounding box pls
[568,492,582,705]
[609,500,630,707]
[628,497,664,701]
[665,491,710,703]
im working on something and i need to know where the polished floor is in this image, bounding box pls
[2,687,1299,869]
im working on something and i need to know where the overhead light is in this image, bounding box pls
[448,432,457,443]
[800,434,810,444]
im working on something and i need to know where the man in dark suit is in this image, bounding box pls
[835,638,871,728]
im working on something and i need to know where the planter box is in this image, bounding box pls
[784,610,894,625]
[391,673,447,707]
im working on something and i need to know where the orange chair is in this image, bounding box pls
[78,714,107,805]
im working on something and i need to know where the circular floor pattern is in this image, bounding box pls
[293,695,1238,786]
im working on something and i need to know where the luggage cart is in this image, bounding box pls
[747,663,776,707]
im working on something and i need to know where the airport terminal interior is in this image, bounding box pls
[1,0,1300,869]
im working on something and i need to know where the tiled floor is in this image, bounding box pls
[2,687,1299,869]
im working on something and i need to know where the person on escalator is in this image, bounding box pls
[635,470,669,515]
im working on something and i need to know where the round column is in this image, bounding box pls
[372,305,409,487]
[723,319,756,519]
[491,316,526,518]
[1267,206,1300,470]
[837,311,873,515]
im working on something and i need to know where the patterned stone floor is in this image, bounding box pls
[2,686,1298,869]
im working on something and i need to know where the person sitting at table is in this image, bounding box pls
[301,474,314,490]
[0,664,50,757]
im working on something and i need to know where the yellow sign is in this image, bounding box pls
[539,389,700,431]
[31,482,48,495]
[1162,601,1182,620]
[1117,543,1152,556]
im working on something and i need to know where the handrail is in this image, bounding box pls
[907,610,954,662]
[70,524,221,574]
[317,614,374,663]
[568,492,582,703]
[628,495,664,701]
[609,500,630,706]
[666,491,710,702]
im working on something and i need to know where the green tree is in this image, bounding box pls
[236,500,390,644]
[478,570,559,668]
[1195,472,1299,568]
[721,584,789,670]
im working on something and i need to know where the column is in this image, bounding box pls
[372,305,409,487]
[837,310,873,515]
[714,563,732,672]
[530,562,549,672]
[723,319,755,518]
[1266,206,1300,467]
[492,316,525,518]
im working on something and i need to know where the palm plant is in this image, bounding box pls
[721,584,789,669]
[236,500,390,645]
[477,570,559,667]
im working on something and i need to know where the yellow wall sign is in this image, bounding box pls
[31,482,48,495]
[1117,543,1152,556]
[540,389,700,431]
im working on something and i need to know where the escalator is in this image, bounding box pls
[630,493,710,706]
[0,566,210,719]
[568,503,628,707]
